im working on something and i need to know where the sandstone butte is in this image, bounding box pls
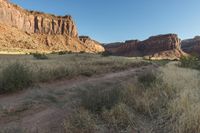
[105,34,187,60]
[181,36,200,56]
[0,0,105,54]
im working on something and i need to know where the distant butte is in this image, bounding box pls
[181,36,200,56]
[104,34,186,60]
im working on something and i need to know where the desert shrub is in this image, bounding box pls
[58,51,68,55]
[79,51,86,54]
[80,70,94,77]
[102,103,135,131]
[180,56,199,69]
[138,70,158,87]
[32,53,48,60]
[64,109,97,133]
[79,85,122,113]
[0,63,32,94]
[101,51,112,57]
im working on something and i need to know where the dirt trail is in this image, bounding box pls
[0,65,156,133]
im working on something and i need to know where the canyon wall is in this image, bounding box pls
[181,36,200,56]
[105,34,185,60]
[0,0,104,53]
[0,0,78,37]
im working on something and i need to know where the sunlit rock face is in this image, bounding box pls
[105,34,185,60]
[0,0,78,37]
[79,36,105,53]
[181,36,200,56]
[0,0,104,53]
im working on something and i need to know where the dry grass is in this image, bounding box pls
[0,63,32,93]
[68,61,200,133]
[1,54,199,132]
[122,62,200,132]
[63,108,97,133]
[79,84,122,113]
[161,62,200,133]
[0,54,149,93]
[0,54,149,79]
[102,103,136,131]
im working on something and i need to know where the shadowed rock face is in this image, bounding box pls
[181,36,200,56]
[0,0,104,53]
[105,34,185,60]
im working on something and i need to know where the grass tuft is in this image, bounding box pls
[0,63,32,94]
[79,85,122,113]
[138,70,158,87]
[102,103,135,131]
[63,109,97,133]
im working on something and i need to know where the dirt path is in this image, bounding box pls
[0,65,156,133]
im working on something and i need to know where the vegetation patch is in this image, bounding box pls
[79,85,122,113]
[102,103,136,131]
[179,55,200,69]
[101,51,113,57]
[56,51,73,55]
[32,53,48,60]
[138,70,158,87]
[64,109,97,133]
[0,63,32,94]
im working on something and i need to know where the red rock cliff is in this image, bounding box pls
[181,36,200,56]
[105,34,185,60]
[0,0,78,37]
[0,0,104,53]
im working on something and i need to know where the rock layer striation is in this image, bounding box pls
[0,0,104,53]
[105,34,185,60]
[181,36,200,56]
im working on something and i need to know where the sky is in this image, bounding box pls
[10,0,200,43]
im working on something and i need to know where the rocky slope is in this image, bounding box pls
[0,0,104,53]
[105,34,185,60]
[181,36,200,56]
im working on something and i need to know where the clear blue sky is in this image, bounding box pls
[10,0,200,43]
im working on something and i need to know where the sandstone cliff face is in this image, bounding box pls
[105,34,185,60]
[0,0,104,53]
[79,36,104,52]
[105,40,140,56]
[181,36,200,56]
[0,0,78,37]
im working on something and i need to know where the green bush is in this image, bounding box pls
[0,63,32,94]
[79,86,122,113]
[58,51,68,55]
[79,51,86,54]
[180,56,199,69]
[101,51,112,57]
[32,53,48,60]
